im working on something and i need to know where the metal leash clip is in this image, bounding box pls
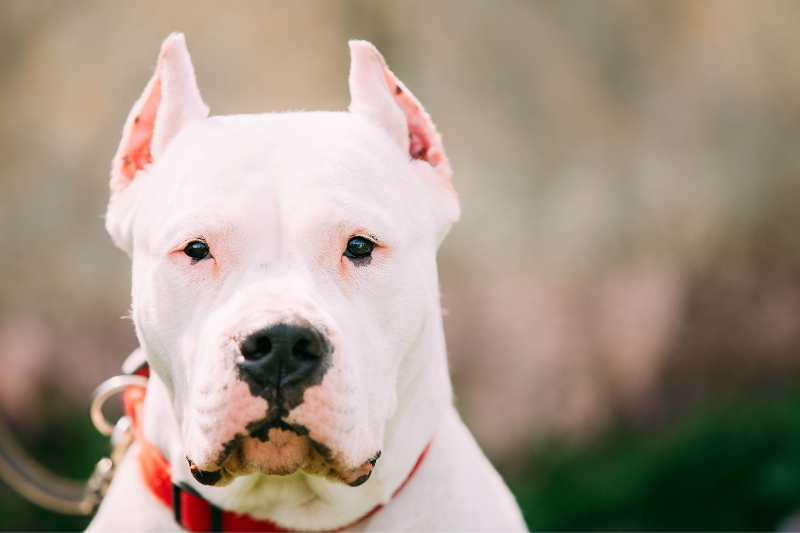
[84,372,148,512]
[0,349,148,516]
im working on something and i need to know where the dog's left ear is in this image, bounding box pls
[106,33,209,254]
[348,41,460,226]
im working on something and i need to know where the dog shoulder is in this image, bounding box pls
[358,406,528,532]
[87,443,181,532]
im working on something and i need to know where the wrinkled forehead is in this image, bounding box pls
[145,112,415,223]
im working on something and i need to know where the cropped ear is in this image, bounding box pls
[110,32,208,199]
[348,41,458,225]
[107,33,208,254]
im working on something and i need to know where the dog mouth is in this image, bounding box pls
[185,322,380,488]
[186,421,380,488]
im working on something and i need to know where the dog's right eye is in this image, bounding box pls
[184,240,211,262]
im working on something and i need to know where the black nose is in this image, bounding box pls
[238,323,329,404]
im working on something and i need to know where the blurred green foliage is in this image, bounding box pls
[0,393,105,532]
[4,392,800,531]
[506,392,800,531]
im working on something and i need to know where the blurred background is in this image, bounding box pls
[2,0,800,530]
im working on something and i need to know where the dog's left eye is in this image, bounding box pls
[184,240,211,262]
[344,236,374,259]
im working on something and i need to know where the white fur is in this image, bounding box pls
[89,34,526,532]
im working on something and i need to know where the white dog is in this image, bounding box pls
[88,33,526,532]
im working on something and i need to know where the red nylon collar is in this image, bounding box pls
[122,370,429,532]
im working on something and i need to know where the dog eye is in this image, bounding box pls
[344,236,374,259]
[184,240,211,261]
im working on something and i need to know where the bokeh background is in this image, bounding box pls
[2,0,800,530]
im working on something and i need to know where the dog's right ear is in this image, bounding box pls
[106,33,208,254]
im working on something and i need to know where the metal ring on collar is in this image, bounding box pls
[90,375,149,436]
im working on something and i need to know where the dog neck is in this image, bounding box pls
[139,313,452,531]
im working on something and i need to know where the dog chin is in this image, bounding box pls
[188,427,379,488]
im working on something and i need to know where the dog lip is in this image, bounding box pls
[215,435,244,467]
[368,450,381,467]
[343,450,382,487]
[187,456,224,486]
[347,470,372,487]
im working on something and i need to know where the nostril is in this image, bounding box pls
[291,339,308,356]
[240,333,272,361]
[292,337,321,359]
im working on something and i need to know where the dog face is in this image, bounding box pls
[106,34,459,488]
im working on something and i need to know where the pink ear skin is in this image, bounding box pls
[116,78,161,189]
[347,41,453,185]
[110,33,209,200]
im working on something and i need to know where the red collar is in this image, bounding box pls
[122,368,429,532]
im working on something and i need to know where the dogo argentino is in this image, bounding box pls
[88,33,527,532]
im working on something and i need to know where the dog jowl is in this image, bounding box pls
[105,33,460,489]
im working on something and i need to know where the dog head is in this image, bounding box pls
[106,34,459,487]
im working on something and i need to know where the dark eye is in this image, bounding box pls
[184,240,211,262]
[344,236,374,259]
